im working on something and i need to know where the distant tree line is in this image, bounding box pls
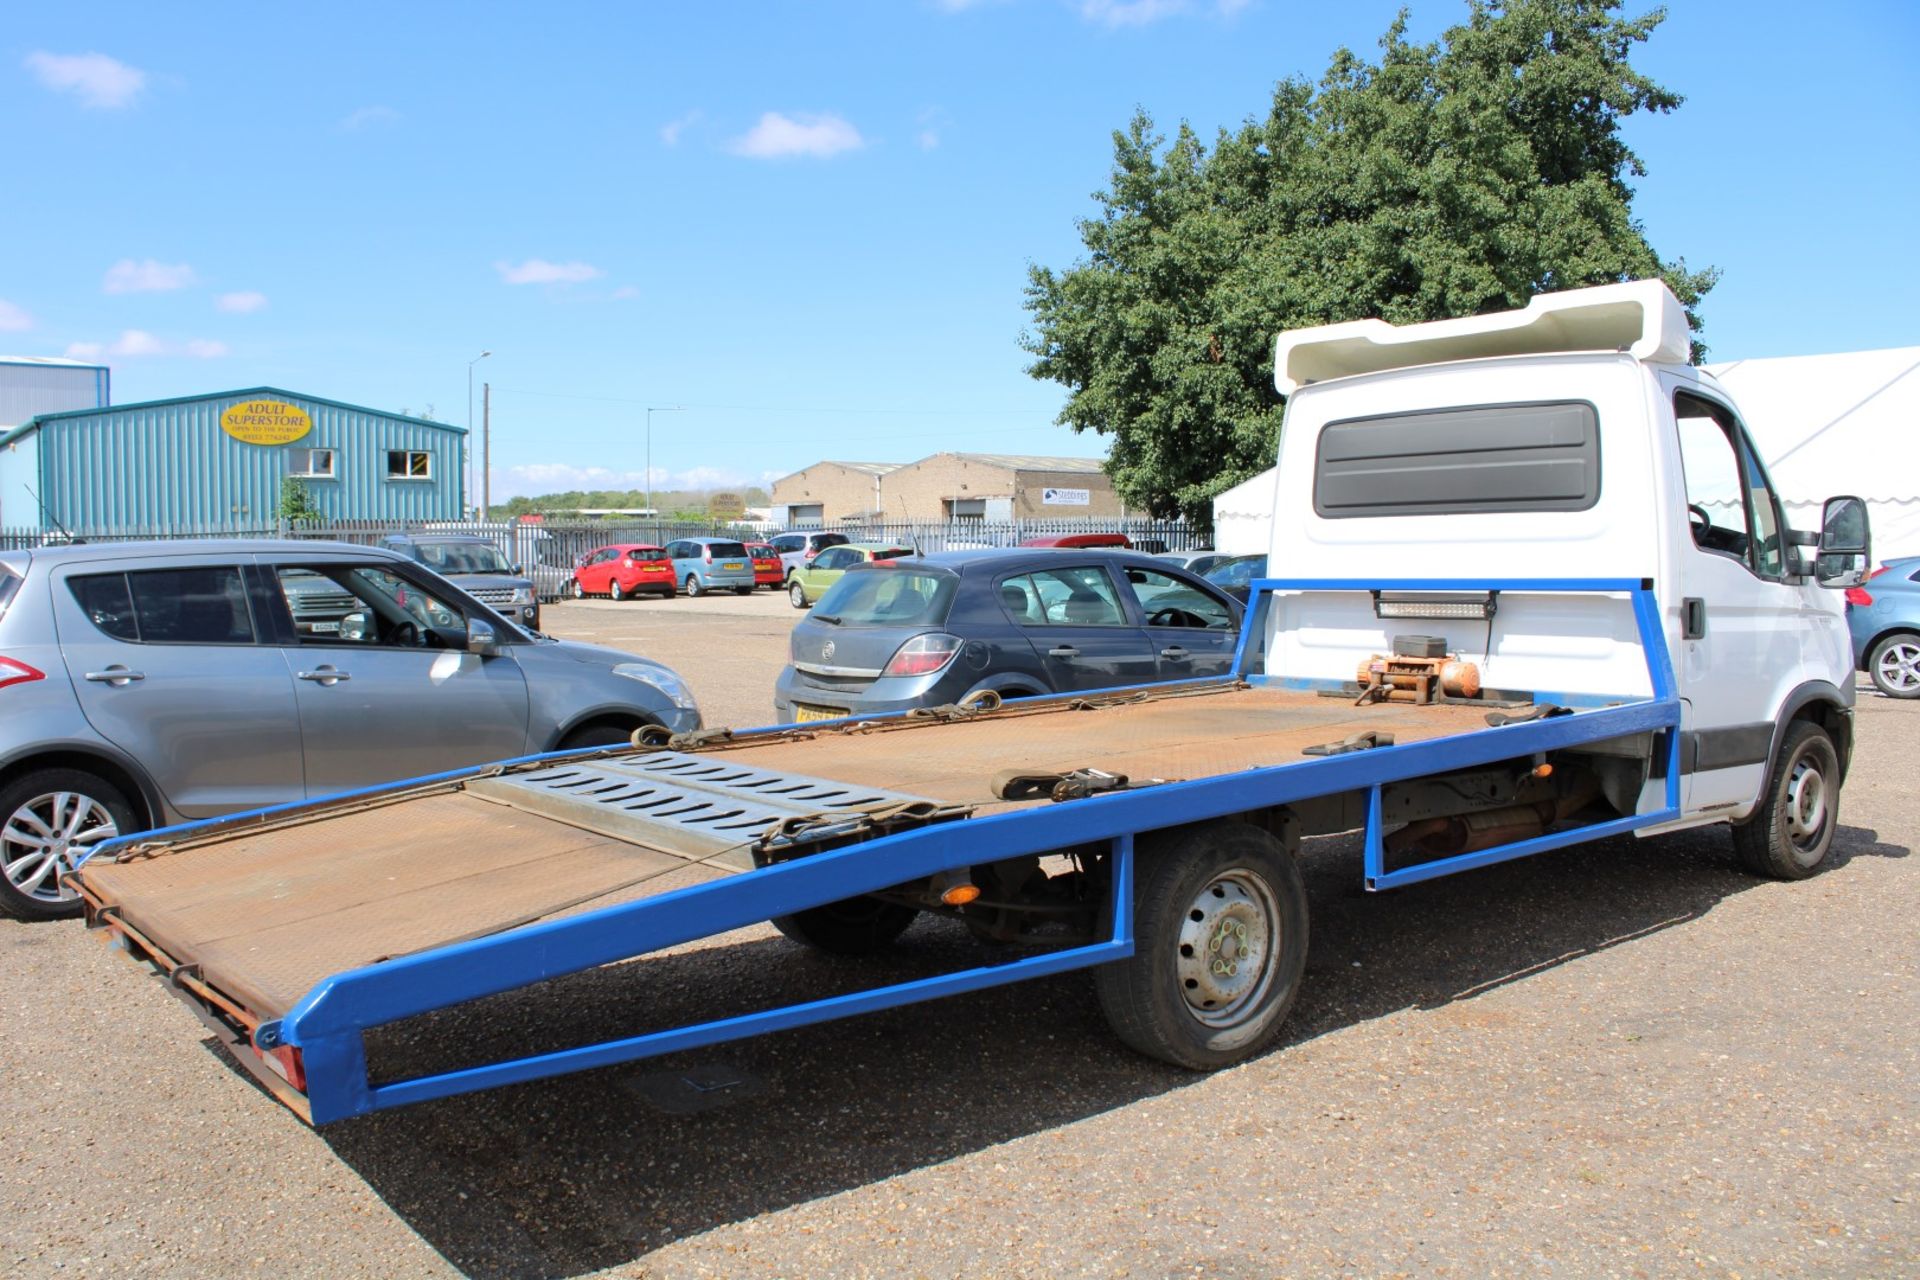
[488,486,771,522]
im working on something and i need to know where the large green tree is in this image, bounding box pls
[1023,0,1717,531]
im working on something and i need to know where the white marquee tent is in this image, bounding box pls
[1213,345,1920,561]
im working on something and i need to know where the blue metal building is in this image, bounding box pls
[0,386,465,532]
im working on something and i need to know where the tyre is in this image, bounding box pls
[686,574,705,598]
[559,723,637,751]
[1867,632,1920,699]
[1095,820,1308,1069]
[734,586,753,596]
[568,578,584,600]
[0,768,139,922]
[1731,720,1841,880]
[773,896,919,955]
[609,579,627,602]
[788,579,809,609]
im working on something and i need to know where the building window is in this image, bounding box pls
[289,448,335,478]
[386,450,432,480]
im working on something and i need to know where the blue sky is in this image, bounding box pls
[4,0,1916,499]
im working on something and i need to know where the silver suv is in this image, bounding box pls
[0,539,701,920]
[380,534,541,631]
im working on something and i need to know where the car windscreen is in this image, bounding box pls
[813,569,957,628]
[1205,556,1267,589]
[417,542,512,574]
[0,565,19,623]
[627,549,668,561]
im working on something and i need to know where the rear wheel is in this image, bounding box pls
[773,896,919,955]
[788,579,809,609]
[1732,720,1840,880]
[734,585,753,596]
[609,579,627,602]
[1095,821,1308,1069]
[0,768,139,922]
[686,574,705,598]
[1867,632,1920,698]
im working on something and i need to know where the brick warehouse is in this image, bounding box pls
[771,452,1120,525]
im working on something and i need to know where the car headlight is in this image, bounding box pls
[613,662,698,710]
[510,587,536,605]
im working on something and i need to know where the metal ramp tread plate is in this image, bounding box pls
[464,750,954,868]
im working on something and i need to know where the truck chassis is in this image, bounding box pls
[74,577,1683,1125]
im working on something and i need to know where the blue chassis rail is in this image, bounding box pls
[92,578,1682,1124]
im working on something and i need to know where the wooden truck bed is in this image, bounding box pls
[78,683,1494,1021]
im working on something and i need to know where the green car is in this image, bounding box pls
[787,542,918,608]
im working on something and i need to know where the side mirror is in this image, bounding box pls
[1815,495,1871,588]
[468,617,501,656]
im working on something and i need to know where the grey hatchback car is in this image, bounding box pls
[772,549,1242,724]
[0,540,701,920]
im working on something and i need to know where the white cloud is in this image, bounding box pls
[931,0,1006,10]
[0,300,33,332]
[1075,0,1245,25]
[611,285,641,300]
[728,112,866,160]
[916,107,948,151]
[216,290,268,313]
[65,330,227,359]
[340,105,400,130]
[659,110,702,147]
[492,461,768,500]
[495,258,604,286]
[24,51,147,109]
[103,259,195,294]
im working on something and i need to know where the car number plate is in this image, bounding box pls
[722,561,744,571]
[308,621,340,633]
[792,703,847,723]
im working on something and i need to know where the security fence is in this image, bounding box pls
[0,516,1205,600]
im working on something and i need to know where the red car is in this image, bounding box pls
[571,544,677,600]
[745,542,783,589]
[1017,532,1132,549]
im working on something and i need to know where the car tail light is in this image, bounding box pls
[703,547,713,562]
[0,656,45,690]
[883,634,962,678]
[1845,587,1873,607]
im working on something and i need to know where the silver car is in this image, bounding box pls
[0,539,701,920]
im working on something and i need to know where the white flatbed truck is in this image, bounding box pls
[72,280,1873,1124]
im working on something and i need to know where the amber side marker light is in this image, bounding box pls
[941,883,982,906]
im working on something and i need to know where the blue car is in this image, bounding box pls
[664,536,757,597]
[1848,555,1920,698]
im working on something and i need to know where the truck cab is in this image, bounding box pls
[1266,279,1869,865]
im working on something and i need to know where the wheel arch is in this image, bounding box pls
[0,744,162,829]
[542,706,663,752]
[1859,625,1920,669]
[1769,680,1854,787]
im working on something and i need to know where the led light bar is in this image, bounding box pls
[1371,590,1498,621]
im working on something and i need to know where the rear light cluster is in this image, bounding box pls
[1848,563,1893,608]
[0,656,46,690]
[883,633,962,677]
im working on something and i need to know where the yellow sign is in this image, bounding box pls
[221,399,312,446]
[708,490,746,519]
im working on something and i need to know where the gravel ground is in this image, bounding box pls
[5,593,1915,1279]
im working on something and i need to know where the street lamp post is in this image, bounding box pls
[645,406,686,528]
[467,350,492,517]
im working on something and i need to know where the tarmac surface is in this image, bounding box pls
[5,591,1915,1279]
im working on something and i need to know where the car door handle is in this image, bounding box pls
[1159,646,1189,660]
[1048,645,1080,658]
[84,667,145,685]
[297,667,351,684]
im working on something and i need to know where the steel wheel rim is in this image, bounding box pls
[3,791,119,905]
[1784,752,1829,855]
[1875,640,1920,693]
[1176,868,1279,1027]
